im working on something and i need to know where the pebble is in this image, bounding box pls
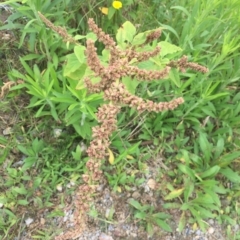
[25,217,34,226]
[208,219,214,225]
[99,233,113,240]
[132,191,141,199]
[3,127,12,135]
[53,128,62,137]
[208,227,215,234]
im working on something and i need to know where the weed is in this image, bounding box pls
[0,0,240,239]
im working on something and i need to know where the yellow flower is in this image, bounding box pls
[112,1,122,10]
[99,7,108,15]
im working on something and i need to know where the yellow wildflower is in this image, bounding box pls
[112,1,122,9]
[99,7,108,15]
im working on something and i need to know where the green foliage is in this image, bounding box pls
[1,0,240,238]
[129,199,172,236]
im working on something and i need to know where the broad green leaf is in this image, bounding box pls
[220,168,240,183]
[204,92,229,101]
[22,157,37,171]
[152,212,170,219]
[178,212,186,232]
[154,219,172,232]
[20,57,34,78]
[200,165,220,179]
[116,21,136,45]
[122,77,140,94]
[158,41,182,57]
[192,194,214,205]
[74,45,86,64]
[184,181,194,202]
[18,199,29,205]
[199,132,211,163]
[163,203,182,209]
[132,32,147,46]
[128,199,142,210]
[17,145,31,156]
[164,188,184,200]
[12,186,28,195]
[216,151,240,167]
[203,189,221,207]
[171,6,190,17]
[178,164,195,180]
[107,6,115,20]
[146,222,154,236]
[180,203,190,211]
[213,185,228,194]
[86,32,97,41]
[169,68,181,87]
[64,53,82,77]
[134,211,146,219]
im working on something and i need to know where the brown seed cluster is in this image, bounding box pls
[38,11,78,45]
[104,82,184,112]
[167,55,209,73]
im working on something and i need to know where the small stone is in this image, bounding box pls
[195,229,202,235]
[70,180,75,186]
[56,184,63,192]
[3,127,12,135]
[208,219,214,225]
[132,191,141,199]
[99,233,113,240]
[208,227,215,234]
[0,203,3,208]
[53,128,62,138]
[234,224,239,232]
[40,218,45,225]
[25,217,34,226]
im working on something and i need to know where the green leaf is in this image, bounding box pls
[158,41,182,57]
[216,151,240,167]
[163,203,182,209]
[204,92,229,101]
[128,199,142,210]
[194,205,215,218]
[122,77,140,94]
[154,218,172,232]
[17,145,31,156]
[200,165,220,179]
[220,168,240,183]
[146,222,154,236]
[184,181,194,202]
[178,164,196,180]
[169,68,181,87]
[203,189,221,207]
[22,157,37,171]
[116,21,136,45]
[64,53,82,77]
[164,188,184,200]
[74,45,86,64]
[18,199,29,205]
[12,186,28,195]
[178,212,186,232]
[132,32,147,46]
[192,194,214,205]
[214,138,224,159]
[134,211,146,219]
[20,57,34,78]
[107,6,116,20]
[152,212,170,220]
[199,132,211,163]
